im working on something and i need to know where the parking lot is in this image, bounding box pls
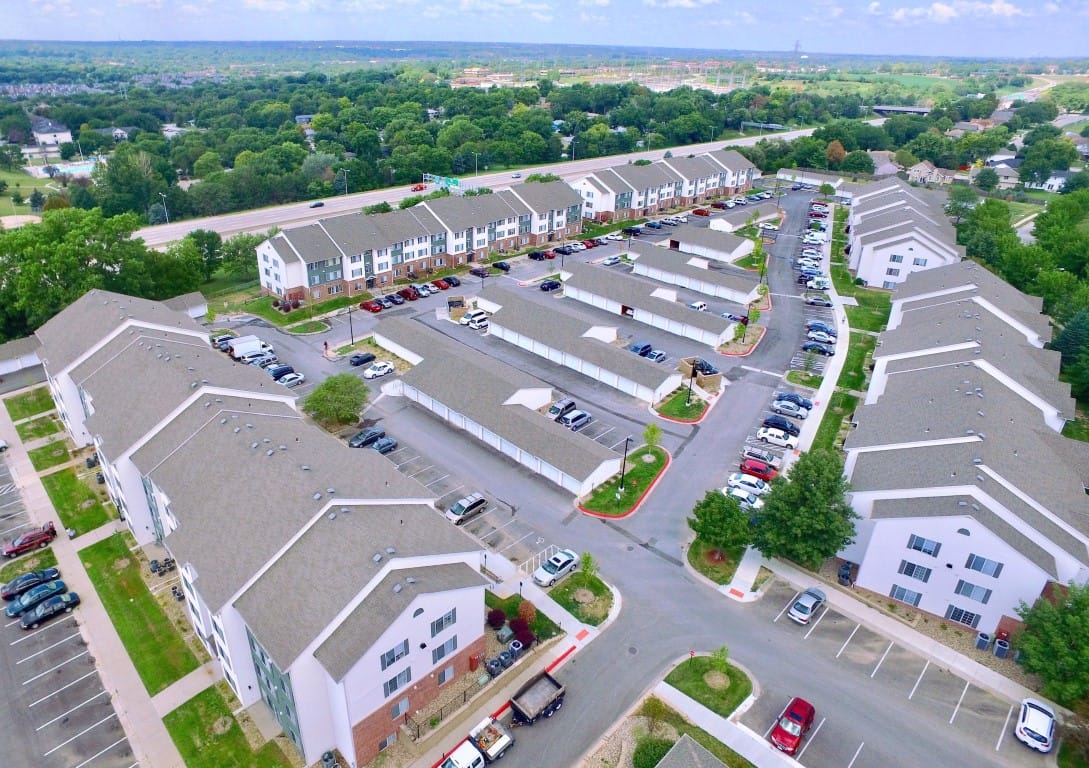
[739,578,1049,768]
[0,456,28,535]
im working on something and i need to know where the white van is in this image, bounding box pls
[689,301,708,312]
[468,316,489,331]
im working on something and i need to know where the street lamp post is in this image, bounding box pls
[347,303,355,345]
[342,169,350,196]
[158,192,169,224]
[472,152,480,176]
[686,368,696,406]
[617,436,633,497]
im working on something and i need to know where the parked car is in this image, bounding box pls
[604,233,625,241]
[5,580,67,618]
[807,330,836,344]
[412,283,432,297]
[808,211,828,219]
[444,492,488,525]
[602,255,621,266]
[762,414,801,437]
[494,261,511,272]
[757,427,799,449]
[630,342,652,357]
[529,250,548,261]
[467,316,489,331]
[647,350,667,363]
[804,293,833,307]
[532,548,579,587]
[350,352,376,367]
[621,226,642,236]
[445,275,461,287]
[769,697,816,755]
[675,214,688,223]
[804,320,836,335]
[723,487,763,512]
[739,458,777,482]
[726,472,770,496]
[548,398,576,420]
[540,279,562,292]
[693,358,719,376]
[376,296,394,309]
[559,409,592,431]
[363,361,395,379]
[469,267,491,278]
[757,222,779,231]
[693,208,711,217]
[359,300,383,313]
[802,341,835,357]
[1015,698,1056,753]
[21,592,80,630]
[710,201,729,210]
[266,364,295,381]
[246,352,278,368]
[3,522,57,558]
[278,372,306,388]
[460,309,488,326]
[644,220,663,229]
[774,392,814,411]
[2,568,61,600]
[431,279,450,291]
[770,400,809,420]
[385,293,405,305]
[721,313,748,324]
[806,278,831,291]
[397,287,419,301]
[569,242,586,252]
[788,588,826,625]
[349,427,386,449]
[740,446,781,469]
[661,217,679,225]
[371,437,399,455]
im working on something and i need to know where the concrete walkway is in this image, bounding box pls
[151,661,221,718]
[0,388,187,768]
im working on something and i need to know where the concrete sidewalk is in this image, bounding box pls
[0,394,187,768]
[151,661,221,718]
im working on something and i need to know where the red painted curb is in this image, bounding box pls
[720,325,767,357]
[578,449,672,520]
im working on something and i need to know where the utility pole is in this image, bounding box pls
[158,192,169,224]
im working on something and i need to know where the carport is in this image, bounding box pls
[626,240,760,304]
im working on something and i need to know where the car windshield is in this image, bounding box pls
[792,601,812,615]
[777,716,802,736]
[543,558,564,574]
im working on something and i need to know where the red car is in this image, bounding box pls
[739,458,777,482]
[582,240,597,249]
[359,300,382,313]
[693,208,711,216]
[808,212,828,219]
[397,287,419,301]
[545,250,556,259]
[431,279,450,291]
[410,184,427,192]
[3,522,57,559]
[769,697,815,755]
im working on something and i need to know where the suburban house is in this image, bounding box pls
[30,116,73,146]
[256,181,583,301]
[1025,170,1072,193]
[843,177,963,289]
[30,290,490,767]
[372,316,622,496]
[907,161,957,186]
[841,262,1088,635]
[626,240,761,305]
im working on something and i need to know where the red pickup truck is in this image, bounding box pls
[3,522,57,558]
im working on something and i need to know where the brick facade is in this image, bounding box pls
[351,634,487,765]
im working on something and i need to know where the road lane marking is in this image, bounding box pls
[950,680,970,724]
[29,670,98,707]
[996,704,1014,750]
[17,631,83,664]
[36,690,109,730]
[796,717,826,760]
[43,713,118,756]
[22,651,89,685]
[836,624,860,658]
[871,641,894,678]
[846,742,866,767]
[908,660,930,700]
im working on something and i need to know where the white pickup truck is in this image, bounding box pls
[440,716,514,767]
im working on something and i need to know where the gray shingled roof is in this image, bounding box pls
[480,286,677,391]
[235,505,480,672]
[506,180,583,212]
[77,332,284,455]
[162,292,207,314]
[657,224,753,256]
[660,154,723,180]
[422,193,523,234]
[315,562,487,681]
[277,221,348,265]
[0,335,42,360]
[610,162,681,191]
[35,289,204,373]
[852,208,951,246]
[709,149,757,174]
[627,240,760,295]
[563,263,731,335]
[657,734,728,768]
[713,202,779,229]
[135,406,434,613]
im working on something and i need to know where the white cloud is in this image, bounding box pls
[579,11,607,21]
[579,0,610,6]
[867,1,882,12]
[643,0,719,8]
[887,0,1027,23]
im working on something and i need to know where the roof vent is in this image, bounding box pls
[373,553,383,563]
[246,423,254,429]
[326,488,335,495]
[190,382,198,389]
[957,501,968,507]
[393,583,403,594]
[340,508,350,515]
[972,457,982,465]
[215,398,223,403]
[262,438,271,443]
[250,442,259,449]
[279,445,287,451]
[266,449,275,457]
[233,427,241,434]
[327,511,336,521]
[406,577,417,585]
[220,418,228,425]
[312,492,322,500]
[156,353,163,359]
[187,366,195,372]
[971,503,980,511]
[386,547,396,555]
[205,402,212,408]
[976,475,984,482]
[301,464,310,471]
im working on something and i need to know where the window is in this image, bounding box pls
[882,281,897,289]
[380,639,409,671]
[438,665,455,685]
[889,254,904,263]
[946,605,981,628]
[890,584,922,607]
[955,579,992,604]
[913,257,928,267]
[897,560,932,583]
[390,697,409,719]
[431,609,456,638]
[907,534,940,557]
[886,267,901,276]
[432,636,458,664]
[965,554,1003,577]
[383,668,411,697]
[378,732,397,751]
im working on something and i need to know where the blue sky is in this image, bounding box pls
[13,0,1087,58]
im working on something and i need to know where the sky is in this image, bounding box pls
[11,0,1089,58]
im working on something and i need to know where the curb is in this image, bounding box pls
[720,325,767,357]
[577,448,672,520]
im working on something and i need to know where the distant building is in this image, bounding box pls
[30,117,72,146]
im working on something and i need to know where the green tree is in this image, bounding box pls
[1068,344,1089,401]
[302,373,370,426]
[219,231,266,280]
[974,166,999,192]
[184,229,223,281]
[1016,582,1089,706]
[578,551,599,584]
[946,184,978,225]
[751,449,857,569]
[27,189,45,212]
[643,422,662,449]
[825,140,847,168]
[840,150,875,174]
[192,151,223,178]
[363,202,393,215]
[818,183,835,197]
[687,490,752,552]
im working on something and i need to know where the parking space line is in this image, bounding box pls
[949,680,970,724]
[609,437,629,450]
[407,464,433,478]
[595,426,615,441]
[36,690,110,730]
[802,608,827,639]
[16,631,83,664]
[846,742,866,767]
[72,737,130,768]
[996,704,1014,750]
[394,455,421,468]
[908,659,930,699]
[870,640,894,678]
[835,623,860,658]
[796,717,826,760]
[43,712,117,756]
[29,670,99,707]
[498,532,534,553]
[762,698,794,738]
[22,650,89,685]
[425,474,450,487]
[773,592,799,623]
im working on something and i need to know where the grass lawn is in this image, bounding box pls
[687,538,745,585]
[27,439,72,472]
[82,533,200,694]
[241,294,358,327]
[839,332,877,392]
[811,391,859,453]
[1059,740,1089,768]
[664,656,753,718]
[485,590,562,641]
[1062,418,1089,443]
[548,573,613,626]
[5,387,55,421]
[15,415,63,442]
[0,548,58,583]
[734,253,763,270]
[581,446,668,516]
[1006,201,1042,224]
[845,303,891,334]
[656,388,707,420]
[285,320,328,334]
[638,697,754,768]
[41,468,114,533]
[164,683,294,768]
[0,168,54,214]
[785,371,822,389]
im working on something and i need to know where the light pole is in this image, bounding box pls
[347,303,355,345]
[472,152,480,176]
[617,436,633,497]
[342,169,350,196]
[686,368,696,406]
[158,192,169,224]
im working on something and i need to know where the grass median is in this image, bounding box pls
[664,655,753,718]
[638,696,754,768]
[656,388,707,420]
[15,415,63,442]
[5,387,56,422]
[549,573,612,626]
[82,533,200,695]
[41,468,115,534]
[687,539,746,585]
[27,439,72,472]
[581,446,668,517]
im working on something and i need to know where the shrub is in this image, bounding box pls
[487,609,507,630]
[509,617,529,635]
[291,299,301,309]
[632,736,674,768]
[514,629,535,649]
[517,599,537,625]
[271,298,280,308]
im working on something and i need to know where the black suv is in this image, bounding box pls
[349,427,386,448]
[621,226,642,236]
[469,267,490,278]
[762,414,801,437]
[350,352,376,367]
[493,261,511,272]
[529,251,547,261]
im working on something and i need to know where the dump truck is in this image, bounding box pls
[440,716,513,767]
[510,670,565,725]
